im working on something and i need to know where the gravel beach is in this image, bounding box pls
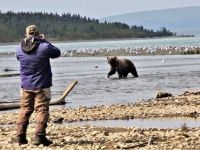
[1,91,200,149]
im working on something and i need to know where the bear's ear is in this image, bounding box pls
[114,56,117,60]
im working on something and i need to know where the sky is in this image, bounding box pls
[1,0,200,18]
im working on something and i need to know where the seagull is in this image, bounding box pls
[161,58,165,63]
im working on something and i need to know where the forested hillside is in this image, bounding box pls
[0,11,173,42]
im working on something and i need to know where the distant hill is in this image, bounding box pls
[101,6,200,35]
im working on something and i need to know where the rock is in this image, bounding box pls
[100,145,107,149]
[91,131,99,136]
[114,145,120,149]
[156,92,172,98]
[189,111,198,118]
[182,133,190,138]
[148,136,154,145]
[95,145,101,149]
[103,131,109,136]
[53,117,64,123]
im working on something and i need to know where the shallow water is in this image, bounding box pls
[0,55,200,108]
[63,117,200,129]
[2,117,200,129]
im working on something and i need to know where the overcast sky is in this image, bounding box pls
[1,0,200,18]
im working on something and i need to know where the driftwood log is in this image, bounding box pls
[0,80,78,111]
[0,73,20,78]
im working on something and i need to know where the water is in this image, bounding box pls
[0,38,199,130]
[1,36,200,52]
[2,118,200,129]
[0,55,199,108]
[64,118,200,129]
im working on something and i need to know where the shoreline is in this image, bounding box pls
[1,90,200,149]
[0,36,192,45]
[1,91,200,124]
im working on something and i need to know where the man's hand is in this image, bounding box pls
[40,34,45,39]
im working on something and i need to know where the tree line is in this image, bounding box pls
[0,11,174,42]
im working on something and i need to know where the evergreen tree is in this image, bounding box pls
[0,11,174,42]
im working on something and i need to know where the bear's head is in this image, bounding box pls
[107,56,118,67]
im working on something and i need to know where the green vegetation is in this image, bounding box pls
[0,11,174,42]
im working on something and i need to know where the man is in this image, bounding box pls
[16,25,61,146]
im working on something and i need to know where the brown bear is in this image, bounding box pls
[107,56,138,78]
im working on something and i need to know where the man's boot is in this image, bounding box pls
[34,135,53,146]
[17,134,28,145]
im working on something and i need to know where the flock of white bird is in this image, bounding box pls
[60,45,200,57]
[2,45,199,56]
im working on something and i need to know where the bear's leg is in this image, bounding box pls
[107,69,116,78]
[122,73,128,78]
[131,68,138,77]
[118,73,123,78]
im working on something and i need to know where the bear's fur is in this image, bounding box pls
[107,56,138,78]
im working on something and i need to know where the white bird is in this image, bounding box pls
[161,58,165,63]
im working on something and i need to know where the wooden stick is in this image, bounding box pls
[118,142,148,149]
[50,80,78,105]
[0,80,78,111]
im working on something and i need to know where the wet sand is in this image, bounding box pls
[0,91,200,149]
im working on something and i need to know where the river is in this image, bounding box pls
[0,54,199,108]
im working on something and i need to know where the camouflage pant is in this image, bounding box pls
[16,88,51,136]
